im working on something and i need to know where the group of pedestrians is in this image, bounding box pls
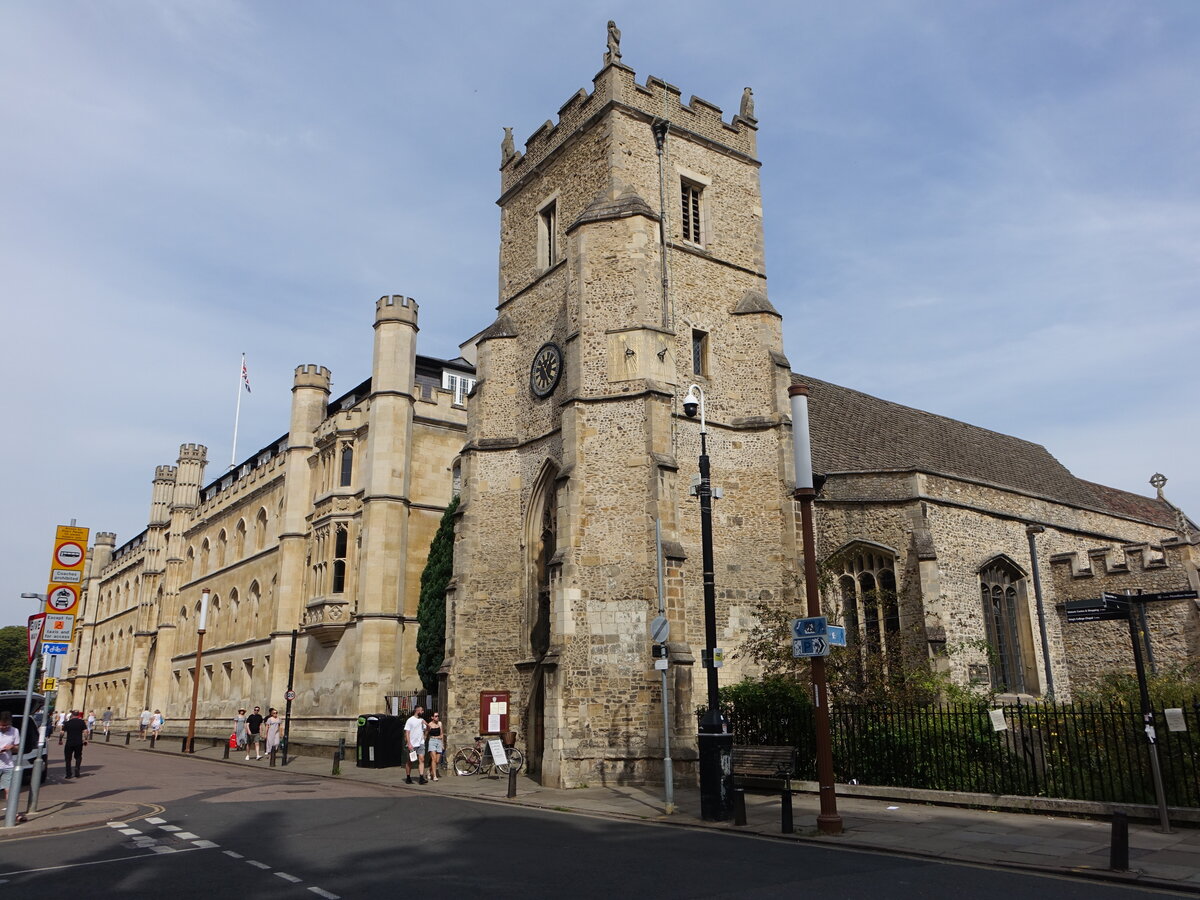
[402,706,445,785]
[232,706,281,760]
[136,708,165,740]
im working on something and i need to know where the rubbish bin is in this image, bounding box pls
[356,714,384,768]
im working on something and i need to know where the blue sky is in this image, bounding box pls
[3,1,1198,626]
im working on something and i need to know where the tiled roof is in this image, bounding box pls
[796,374,1179,529]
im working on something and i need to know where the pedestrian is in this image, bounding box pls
[55,709,67,744]
[150,709,164,738]
[264,708,282,758]
[1,711,20,808]
[426,711,445,781]
[233,708,248,750]
[245,706,263,760]
[101,707,113,737]
[403,705,428,785]
[139,708,152,740]
[86,710,96,738]
[63,710,88,779]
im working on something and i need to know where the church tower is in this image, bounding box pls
[446,28,798,787]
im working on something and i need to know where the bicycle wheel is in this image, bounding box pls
[497,747,524,774]
[452,747,481,776]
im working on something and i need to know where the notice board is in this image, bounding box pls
[479,690,510,736]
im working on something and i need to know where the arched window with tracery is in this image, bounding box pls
[980,557,1031,694]
[831,543,901,678]
[339,445,354,487]
[255,508,268,551]
[526,464,559,659]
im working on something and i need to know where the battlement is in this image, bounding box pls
[294,364,332,390]
[177,443,207,463]
[1049,541,1193,580]
[376,294,419,325]
[154,465,177,482]
[501,59,758,195]
[96,532,116,546]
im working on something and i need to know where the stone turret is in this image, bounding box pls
[171,444,208,511]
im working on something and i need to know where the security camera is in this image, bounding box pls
[683,385,701,418]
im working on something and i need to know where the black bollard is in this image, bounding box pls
[125,732,131,745]
[781,787,794,834]
[149,734,156,749]
[1110,811,1129,871]
[733,788,747,826]
[507,767,517,798]
[269,748,276,767]
[332,748,341,776]
[181,736,189,752]
[105,731,111,743]
[223,739,230,760]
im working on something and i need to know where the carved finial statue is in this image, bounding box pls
[501,127,515,165]
[740,87,755,120]
[606,20,622,64]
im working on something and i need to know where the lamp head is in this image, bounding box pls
[683,384,701,419]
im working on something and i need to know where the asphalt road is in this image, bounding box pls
[0,748,1186,899]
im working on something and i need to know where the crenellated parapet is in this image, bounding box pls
[1048,541,1195,580]
[154,465,177,483]
[293,364,332,391]
[376,294,418,326]
[177,443,207,464]
[501,59,758,195]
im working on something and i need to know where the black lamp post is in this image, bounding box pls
[185,588,209,754]
[683,384,734,821]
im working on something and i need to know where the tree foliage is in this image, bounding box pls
[0,626,31,691]
[416,496,459,695]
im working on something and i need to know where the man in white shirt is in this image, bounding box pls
[403,706,428,785]
[0,712,20,808]
[139,708,152,740]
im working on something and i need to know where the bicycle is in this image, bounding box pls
[452,735,525,776]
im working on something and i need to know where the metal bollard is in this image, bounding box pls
[332,748,341,776]
[781,787,794,834]
[269,748,276,767]
[1110,811,1129,871]
[181,736,189,753]
[733,788,747,826]
[125,732,131,745]
[223,739,230,760]
[149,734,156,749]
[105,731,111,743]
[507,767,517,798]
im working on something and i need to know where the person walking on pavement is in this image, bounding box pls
[138,708,151,740]
[150,710,164,739]
[101,707,113,737]
[426,712,445,781]
[264,708,282,759]
[55,709,67,744]
[245,706,264,760]
[63,710,88,779]
[0,711,21,812]
[233,708,248,751]
[404,705,428,785]
[86,710,96,739]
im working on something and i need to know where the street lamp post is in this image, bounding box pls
[789,384,843,835]
[683,384,734,821]
[185,589,209,754]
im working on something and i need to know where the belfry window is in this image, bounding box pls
[681,180,703,244]
[538,199,558,269]
[691,329,709,376]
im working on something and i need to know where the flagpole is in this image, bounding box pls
[231,353,246,470]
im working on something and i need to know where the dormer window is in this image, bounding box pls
[442,371,477,405]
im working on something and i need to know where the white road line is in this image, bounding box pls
[106,822,128,828]
[0,847,203,875]
[145,817,166,824]
[275,872,302,883]
[118,828,141,835]
[152,846,177,854]
[246,860,272,870]
[308,888,340,899]
[192,840,220,849]
[159,825,181,832]
[223,851,244,859]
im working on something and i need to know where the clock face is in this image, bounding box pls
[530,342,563,398]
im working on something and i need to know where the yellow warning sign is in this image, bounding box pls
[41,677,58,692]
[45,525,89,634]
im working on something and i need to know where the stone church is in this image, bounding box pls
[62,29,1198,787]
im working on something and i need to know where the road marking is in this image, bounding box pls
[246,860,272,870]
[0,848,202,875]
[159,825,181,832]
[152,846,177,854]
[223,851,244,859]
[309,889,340,899]
[145,817,166,824]
[174,831,198,840]
[275,872,303,883]
[192,840,220,849]
[118,828,141,835]
[106,822,128,828]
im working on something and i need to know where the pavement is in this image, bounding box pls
[4,735,1199,895]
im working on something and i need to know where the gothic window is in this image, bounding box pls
[332,525,348,594]
[833,544,900,675]
[452,461,462,496]
[980,558,1029,694]
[526,464,558,659]
[199,539,210,574]
[254,508,268,551]
[339,446,354,487]
[681,179,703,244]
[234,520,246,558]
[215,529,227,568]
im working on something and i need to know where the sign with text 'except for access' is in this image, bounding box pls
[43,614,75,643]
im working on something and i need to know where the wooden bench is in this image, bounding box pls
[731,745,797,786]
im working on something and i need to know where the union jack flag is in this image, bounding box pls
[241,356,251,393]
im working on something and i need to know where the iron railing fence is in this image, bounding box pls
[703,696,1200,807]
